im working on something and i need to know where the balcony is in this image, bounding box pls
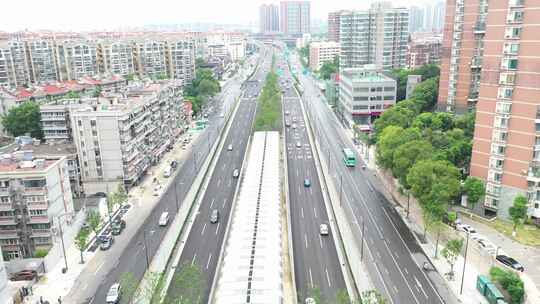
[30,228,51,238]
[0,216,17,225]
[40,115,66,121]
[0,203,13,212]
[24,187,47,195]
[27,215,50,224]
[473,22,486,34]
[0,229,19,238]
[471,57,483,69]
[26,201,48,210]
[0,187,12,196]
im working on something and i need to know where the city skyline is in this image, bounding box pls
[1,0,437,32]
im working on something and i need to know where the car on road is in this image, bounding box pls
[496,255,524,272]
[456,223,476,234]
[219,113,225,118]
[163,166,172,178]
[477,239,497,255]
[153,184,163,196]
[203,113,209,118]
[304,179,311,187]
[292,117,297,122]
[210,209,220,223]
[305,298,316,304]
[292,124,297,129]
[296,141,302,148]
[170,160,178,169]
[106,283,121,304]
[319,224,329,235]
[285,111,290,116]
[9,270,37,281]
[285,121,291,127]
[227,144,233,151]
[159,212,170,226]
[111,219,126,235]
[100,236,114,251]
[233,169,240,178]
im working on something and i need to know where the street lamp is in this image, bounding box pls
[460,231,470,295]
[55,212,74,273]
[139,229,154,271]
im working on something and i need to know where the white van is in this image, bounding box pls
[163,166,172,178]
[159,212,169,226]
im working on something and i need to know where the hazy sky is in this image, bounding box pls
[1,0,436,31]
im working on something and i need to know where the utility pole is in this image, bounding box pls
[339,174,343,207]
[142,230,150,270]
[460,232,470,295]
[174,181,180,213]
[57,217,68,273]
[406,191,410,219]
[361,221,365,260]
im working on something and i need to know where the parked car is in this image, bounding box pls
[233,169,240,178]
[296,141,302,148]
[170,160,178,169]
[9,270,37,281]
[100,236,114,250]
[305,298,316,304]
[496,255,524,272]
[456,223,477,234]
[153,185,162,196]
[159,212,170,226]
[106,283,121,304]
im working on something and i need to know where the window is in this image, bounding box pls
[28,209,46,216]
[383,96,394,100]
[491,144,506,155]
[90,120,96,127]
[0,196,9,203]
[23,179,46,188]
[383,87,394,92]
[499,73,516,85]
[78,120,82,126]
[492,130,508,142]
[501,58,518,70]
[507,11,524,23]
[353,96,369,101]
[505,27,522,39]
[497,87,513,99]
[503,42,520,55]
[489,158,505,169]
[496,102,512,114]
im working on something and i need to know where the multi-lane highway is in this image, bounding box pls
[279,52,347,303]
[290,53,454,304]
[163,48,272,303]
[65,53,257,304]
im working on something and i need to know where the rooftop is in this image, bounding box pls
[341,66,395,83]
[0,153,62,174]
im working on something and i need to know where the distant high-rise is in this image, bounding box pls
[280,1,311,36]
[409,6,425,33]
[340,2,409,71]
[328,10,345,42]
[408,2,445,33]
[432,1,446,32]
[259,4,280,33]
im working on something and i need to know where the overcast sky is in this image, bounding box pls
[1,0,438,32]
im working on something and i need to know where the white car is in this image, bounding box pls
[456,223,477,234]
[319,224,329,235]
[106,283,121,304]
[153,185,163,196]
[477,239,497,255]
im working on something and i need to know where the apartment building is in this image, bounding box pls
[0,44,16,88]
[26,40,59,83]
[328,11,346,43]
[0,247,9,303]
[259,4,280,33]
[133,40,169,79]
[338,65,397,127]
[407,36,442,68]
[69,81,184,193]
[464,0,540,221]
[0,152,74,259]
[98,40,135,77]
[437,0,489,113]
[56,40,100,81]
[167,39,196,84]
[339,2,409,71]
[309,41,340,70]
[280,1,311,36]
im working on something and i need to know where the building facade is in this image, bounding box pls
[98,41,135,77]
[338,65,396,126]
[280,1,311,36]
[0,247,9,303]
[328,11,345,43]
[70,82,185,193]
[133,40,169,79]
[259,4,280,33]
[26,40,59,83]
[467,0,540,221]
[339,2,409,71]
[0,153,74,259]
[407,36,442,68]
[437,0,488,114]
[167,39,196,85]
[57,41,100,81]
[309,41,340,71]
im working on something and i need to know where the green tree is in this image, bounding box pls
[462,177,485,210]
[441,238,463,279]
[197,79,219,97]
[509,195,528,236]
[66,91,81,99]
[137,272,164,304]
[166,263,206,304]
[318,57,338,80]
[92,85,102,98]
[87,210,101,236]
[373,103,418,140]
[490,267,525,304]
[409,77,439,111]
[111,183,128,207]
[195,57,206,68]
[335,289,351,304]
[74,228,89,264]
[361,290,388,304]
[376,126,421,169]
[306,287,323,304]
[392,140,433,187]
[126,73,135,81]
[119,272,138,304]
[2,101,43,139]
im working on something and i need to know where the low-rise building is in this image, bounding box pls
[309,41,340,71]
[338,65,396,127]
[407,36,442,68]
[405,75,422,99]
[0,152,74,260]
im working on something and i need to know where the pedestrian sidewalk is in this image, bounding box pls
[19,130,202,304]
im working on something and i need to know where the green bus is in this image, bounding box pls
[342,148,357,167]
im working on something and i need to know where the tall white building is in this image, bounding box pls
[98,41,135,77]
[27,40,59,83]
[340,2,409,71]
[167,39,196,84]
[133,40,169,79]
[259,4,280,33]
[0,247,9,303]
[280,1,311,35]
[57,41,100,80]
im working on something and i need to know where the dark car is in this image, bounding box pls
[496,255,524,272]
[9,270,37,281]
[170,160,178,169]
[111,219,126,235]
[100,236,114,250]
[94,192,107,198]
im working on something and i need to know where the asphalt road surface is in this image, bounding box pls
[65,55,254,304]
[163,49,272,303]
[291,54,452,304]
[279,53,347,303]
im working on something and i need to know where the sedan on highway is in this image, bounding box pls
[319,224,329,235]
[304,179,311,187]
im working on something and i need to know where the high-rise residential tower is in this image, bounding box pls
[280,1,311,36]
[259,4,280,33]
[339,2,409,71]
[328,10,346,42]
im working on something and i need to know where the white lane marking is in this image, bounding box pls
[210,199,215,209]
[94,261,104,275]
[313,208,318,218]
[191,253,197,265]
[414,276,428,299]
[228,179,232,187]
[296,168,299,177]
[383,240,421,304]
[325,267,332,287]
[319,235,323,249]
[298,185,301,195]
[201,223,207,235]
[309,268,314,288]
[301,207,304,218]
[217,179,221,187]
[393,285,399,294]
[404,268,409,275]
[310,187,313,195]
[374,263,395,304]
[304,234,308,248]
[223,199,227,208]
[216,222,221,235]
[82,283,88,291]
[206,253,213,269]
